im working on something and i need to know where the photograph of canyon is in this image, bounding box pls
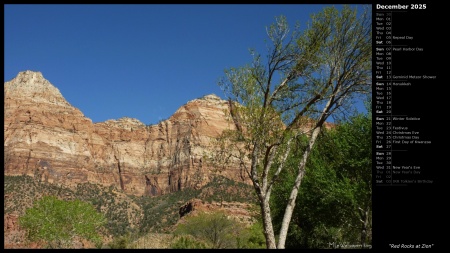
[4,4,373,249]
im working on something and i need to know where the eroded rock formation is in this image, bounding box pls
[178,198,255,226]
[4,71,246,196]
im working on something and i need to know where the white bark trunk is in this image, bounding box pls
[277,126,322,248]
[277,79,341,248]
[261,199,277,249]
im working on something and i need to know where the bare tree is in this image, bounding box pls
[216,5,372,248]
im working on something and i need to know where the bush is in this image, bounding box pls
[108,234,131,249]
[19,196,106,248]
[236,221,266,249]
[171,235,208,249]
[174,211,250,249]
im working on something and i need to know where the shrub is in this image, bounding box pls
[19,196,106,248]
[171,235,208,249]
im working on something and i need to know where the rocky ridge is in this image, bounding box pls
[4,70,245,196]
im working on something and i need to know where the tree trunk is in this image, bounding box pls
[359,205,370,248]
[361,223,367,249]
[260,199,277,249]
[277,126,322,249]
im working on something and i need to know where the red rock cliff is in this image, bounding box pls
[4,71,248,196]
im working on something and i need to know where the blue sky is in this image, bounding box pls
[5,4,368,125]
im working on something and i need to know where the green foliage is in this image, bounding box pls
[235,221,266,249]
[5,173,259,248]
[272,109,372,248]
[75,182,138,237]
[19,195,106,248]
[4,175,76,214]
[216,5,372,248]
[108,233,131,249]
[173,211,265,249]
[136,187,202,235]
[174,211,249,249]
[171,235,208,249]
[199,175,256,203]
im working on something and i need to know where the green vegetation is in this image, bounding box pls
[216,5,371,248]
[236,221,266,249]
[4,175,76,214]
[107,233,132,249]
[172,211,265,249]
[18,196,106,249]
[74,182,140,237]
[272,108,372,248]
[174,211,237,248]
[135,187,201,234]
[171,235,208,249]
[199,175,256,203]
[5,174,255,248]
[5,4,374,250]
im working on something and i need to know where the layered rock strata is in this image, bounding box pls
[4,71,245,196]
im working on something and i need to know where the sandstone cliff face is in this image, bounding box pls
[178,198,255,226]
[4,71,246,196]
